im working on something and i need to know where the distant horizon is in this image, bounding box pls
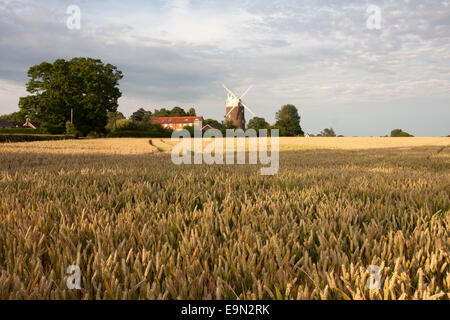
[1,0,449,137]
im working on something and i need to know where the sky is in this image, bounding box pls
[0,0,449,136]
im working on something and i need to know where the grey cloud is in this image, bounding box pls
[0,0,449,136]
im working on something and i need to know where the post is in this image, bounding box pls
[71,108,73,124]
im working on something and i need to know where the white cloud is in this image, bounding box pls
[0,0,449,136]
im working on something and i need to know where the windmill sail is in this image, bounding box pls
[223,84,255,130]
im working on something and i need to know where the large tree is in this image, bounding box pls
[274,104,304,136]
[170,106,187,117]
[19,58,123,135]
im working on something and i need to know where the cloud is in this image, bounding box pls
[0,0,449,136]
[0,78,27,111]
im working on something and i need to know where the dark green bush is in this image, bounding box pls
[390,129,414,137]
[107,121,172,138]
[0,128,47,134]
[108,130,172,138]
[65,121,77,136]
[0,134,76,143]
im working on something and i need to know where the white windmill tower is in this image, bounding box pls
[222,84,256,130]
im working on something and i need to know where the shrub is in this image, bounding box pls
[0,128,47,134]
[106,118,131,132]
[87,131,106,138]
[391,129,414,137]
[317,128,337,137]
[65,121,77,135]
[0,134,75,143]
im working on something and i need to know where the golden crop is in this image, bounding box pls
[0,137,448,300]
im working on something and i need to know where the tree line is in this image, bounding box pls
[122,104,305,137]
[0,57,420,138]
[2,57,308,137]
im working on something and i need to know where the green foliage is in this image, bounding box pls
[0,134,74,143]
[108,111,125,122]
[154,107,194,117]
[222,120,237,134]
[18,95,42,126]
[19,57,123,135]
[187,108,196,116]
[108,121,172,138]
[0,112,26,127]
[106,111,127,131]
[223,120,237,129]
[141,113,154,124]
[154,108,171,117]
[274,104,304,136]
[0,128,47,134]
[65,121,77,135]
[170,107,186,117]
[117,119,132,128]
[108,130,172,138]
[203,119,222,130]
[391,129,414,137]
[130,108,151,122]
[86,131,106,138]
[318,128,337,137]
[248,117,270,131]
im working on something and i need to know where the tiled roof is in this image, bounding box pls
[153,116,203,124]
[23,121,40,128]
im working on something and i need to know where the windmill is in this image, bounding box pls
[223,84,256,130]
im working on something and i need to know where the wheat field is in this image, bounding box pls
[0,137,448,300]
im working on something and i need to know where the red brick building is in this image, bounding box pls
[23,121,40,129]
[202,124,222,131]
[153,116,203,130]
